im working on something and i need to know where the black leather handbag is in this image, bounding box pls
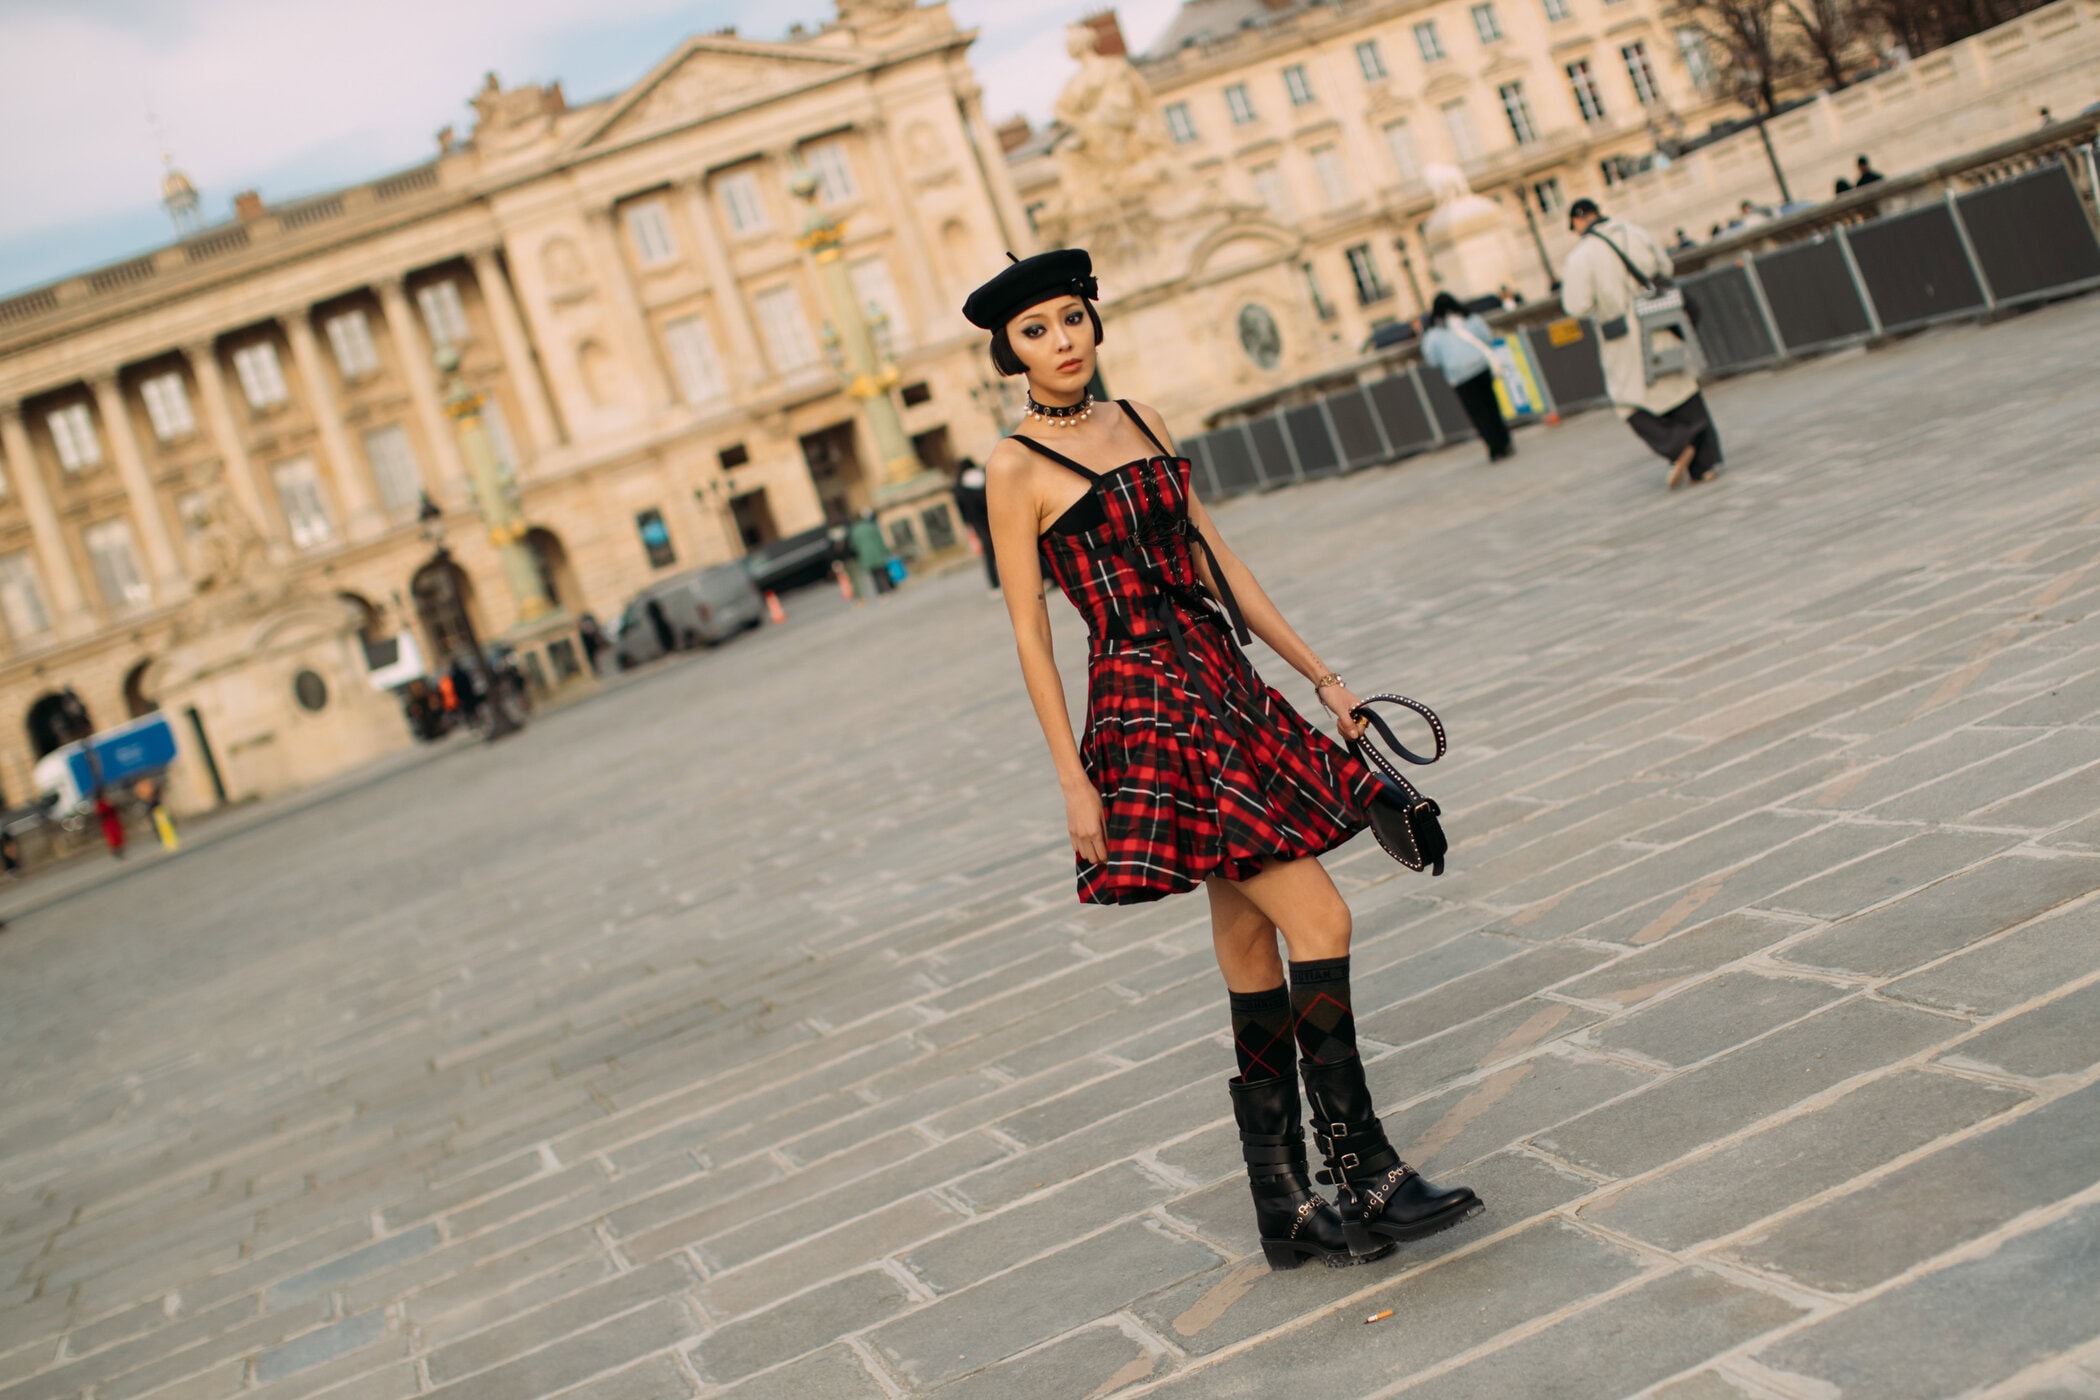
[1347,695,1450,876]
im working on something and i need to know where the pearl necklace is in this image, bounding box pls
[1025,391,1093,428]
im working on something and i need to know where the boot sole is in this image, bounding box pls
[1263,1238,1396,1271]
[1346,1198,1487,1254]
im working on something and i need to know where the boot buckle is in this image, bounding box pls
[1338,1152,1359,1174]
[1328,1122,1349,1139]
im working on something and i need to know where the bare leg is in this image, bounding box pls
[1207,877,1285,992]
[1667,443,1695,490]
[1220,857,1353,965]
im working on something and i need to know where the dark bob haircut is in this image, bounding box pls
[1429,290,1468,322]
[989,301,1105,377]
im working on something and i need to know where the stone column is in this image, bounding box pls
[375,277,467,502]
[282,310,382,540]
[468,248,564,456]
[88,372,185,598]
[675,176,768,392]
[863,120,940,341]
[186,338,287,558]
[0,404,92,634]
[580,207,675,411]
[958,91,1032,254]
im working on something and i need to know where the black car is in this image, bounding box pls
[741,525,839,593]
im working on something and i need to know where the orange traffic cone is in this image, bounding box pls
[765,590,787,624]
[834,561,856,602]
[1544,410,1562,426]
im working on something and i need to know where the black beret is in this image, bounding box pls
[962,248,1099,331]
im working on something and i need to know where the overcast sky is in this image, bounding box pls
[0,0,1184,296]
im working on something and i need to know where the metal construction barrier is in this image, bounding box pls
[1183,434,1223,500]
[1416,368,1478,442]
[1365,371,1442,458]
[1522,320,1610,413]
[1202,424,1262,500]
[1845,203,1989,333]
[1322,385,1390,471]
[1244,416,1297,490]
[1751,238,1877,353]
[1677,263,1783,374]
[1282,403,1343,481]
[1954,164,2100,306]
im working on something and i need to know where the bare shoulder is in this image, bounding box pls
[984,438,1040,502]
[1125,400,1177,451]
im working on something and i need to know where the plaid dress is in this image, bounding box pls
[1025,402,1382,905]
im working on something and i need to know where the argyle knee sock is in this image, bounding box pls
[1290,956,1358,1065]
[1228,985,1294,1083]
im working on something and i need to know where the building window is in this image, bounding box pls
[1225,83,1257,124]
[1532,175,1566,212]
[1544,0,1573,20]
[1382,120,1421,184]
[636,507,676,569]
[1283,64,1316,105]
[719,443,750,470]
[1310,144,1352,210]
[325,310,380,379]
[803,141,858,203]
[850,257,912,350]
[1500,82,1539,145]
[47,403,102,471]
[1415,21,1446,61]
[1345,244,1390,304]
[271,456,334,550]
[232,342,289,410]
[1165,101,1198,144]
[625,199,678,267]
[1251,162,1293,220]
[1471,3,1504,41]
[84,519,150,610]
[0,551,51,643]
[1441,100,1481,162]
[1568,59,1608,122]
[900,381,932,407]
[140,372,195,442]
[362,425,422,515]
[663,315,728,407]
[1301,260,1336,321]
[1676,28,1716,88]
[718,171,768,234]
[1623,41,1662,104]
[753,285,819,373]
[416,280,471,347]
[1356,39,1388,80]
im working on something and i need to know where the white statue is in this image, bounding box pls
[1051,21,1174,209]
[1425,163,1475,209]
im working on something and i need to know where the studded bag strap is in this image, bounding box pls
[1346,694,1447,799]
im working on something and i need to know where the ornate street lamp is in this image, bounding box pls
[789,170,958,558]
[412,491,521,740]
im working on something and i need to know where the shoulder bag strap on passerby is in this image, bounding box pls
[1583,225,1660,294]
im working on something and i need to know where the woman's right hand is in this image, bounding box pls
[1064,782,1107,866]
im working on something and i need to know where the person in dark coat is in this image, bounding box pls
[576,612,605,673]
[951,458,998,592]
[1853,155,1885,186]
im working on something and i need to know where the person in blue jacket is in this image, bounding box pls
[1417,292,1513,461]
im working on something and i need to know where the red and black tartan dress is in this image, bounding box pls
[1024,401,1385,904]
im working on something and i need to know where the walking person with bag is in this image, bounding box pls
[971,249,1482,1273]
[1418,292,1514,462]
[1562,198,1724,490]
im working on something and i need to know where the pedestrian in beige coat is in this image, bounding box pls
[1561,199,1724,490]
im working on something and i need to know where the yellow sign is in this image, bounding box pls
[1547,318,1585,347]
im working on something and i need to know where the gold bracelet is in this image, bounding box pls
[1312,672,1343,691]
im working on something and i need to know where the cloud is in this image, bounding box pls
[0,0,1183,293]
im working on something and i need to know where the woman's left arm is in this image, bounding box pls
[1131,403,1370,740]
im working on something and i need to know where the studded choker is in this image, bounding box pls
[1025,391,1093,428]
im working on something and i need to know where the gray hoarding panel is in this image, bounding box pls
[1417,366,1478,440]
[1956,165,2100,305]
[1183,433,1223,500]
[1678,264,1780,372]
[1283,403,1342,479]
[1523,321,1610,411]
[1246,416,1298,490]
[1844,204,1988,332]
[1365,373,1437,457]
[1753,239,1874,352]
[1205,426,1260,499]
[1324,386,1388,469]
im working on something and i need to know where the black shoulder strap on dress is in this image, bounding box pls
[1117,400,1172,457]
[1008,434,1099,479]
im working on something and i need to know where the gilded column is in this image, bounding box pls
[186,338,286,556]
[282,310,382,540]
[375,277,467,500]
[468,248,564,455]
[580,207,675,410]
[0,404,92,633]
[675,176,767,392]
[88,372,185,597]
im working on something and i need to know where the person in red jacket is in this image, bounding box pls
[93,788,126,859]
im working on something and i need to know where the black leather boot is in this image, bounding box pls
[1230,1075,1390,1269]
[1301,1056,1484,1256]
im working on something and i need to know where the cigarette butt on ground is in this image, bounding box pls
[1364,1309,1394,1325]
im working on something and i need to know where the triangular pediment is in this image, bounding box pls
[574,36,866,150]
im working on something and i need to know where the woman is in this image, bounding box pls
[1417,292,1513,462]
[968,250,1481,1271]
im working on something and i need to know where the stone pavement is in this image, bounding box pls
[3,297,2099,1400]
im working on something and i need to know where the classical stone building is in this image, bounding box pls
[0,0,1029,815]
[1006,0,1737,420]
